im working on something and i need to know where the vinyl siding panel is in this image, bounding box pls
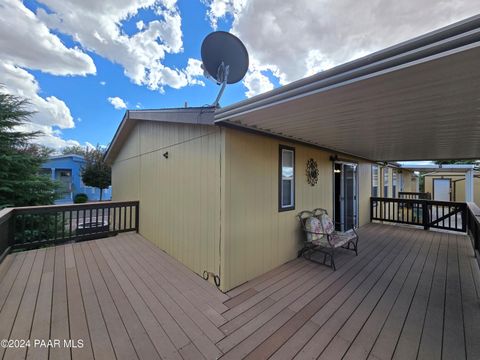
[111,121,222,285]
[111,125,140,201]
[222,128,372,290]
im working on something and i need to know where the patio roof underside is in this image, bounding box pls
[215,20,480,162]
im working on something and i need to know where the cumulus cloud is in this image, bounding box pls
[204,0,480,96]
[0,0,95,76]
[243,69,274,98]
[108,96,128,110]
[0,62,74,129]
[37,0,203,91]
[184,58,206,86]
[204,0,247,29]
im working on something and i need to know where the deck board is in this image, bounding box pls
[0,223,478,360]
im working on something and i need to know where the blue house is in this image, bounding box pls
[41,154,112,204]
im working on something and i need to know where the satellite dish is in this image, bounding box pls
[201,31,249,107]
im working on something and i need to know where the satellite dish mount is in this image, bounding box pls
[201,31,249,107]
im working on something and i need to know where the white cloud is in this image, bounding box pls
[108,96,128,110]
[0,0,95,76]
[136,20,145,31]
[243,69,274,98]
[0,62,74,129]
[85,142,96,151]
[204,0,247,29]
[100,81,106,86]
[184,58,205,86]
[16,122,80,150]
[205,0,480,95]
[37,0,203,91]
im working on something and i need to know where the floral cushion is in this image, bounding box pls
[304,216,324,242]
[328,230,357,248]
[319,214,335,235]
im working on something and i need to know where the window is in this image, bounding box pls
[383,168,389,197]
[371,165,379,197]
[392,171,397,197]
[279,145,295,211]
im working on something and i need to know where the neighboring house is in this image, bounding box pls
[41,154,112,204]
[417,165,479,203]
[104,108,416,291]
[371,164,419,198]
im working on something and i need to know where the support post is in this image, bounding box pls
[465,169,474,202]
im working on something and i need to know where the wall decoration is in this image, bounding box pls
[306,158,319,186]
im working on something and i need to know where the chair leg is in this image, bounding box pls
[331,248,336,271]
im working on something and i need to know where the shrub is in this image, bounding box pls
[74,193,88,203]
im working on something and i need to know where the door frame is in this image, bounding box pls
[332,160,359,231]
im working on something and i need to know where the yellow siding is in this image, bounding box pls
[111,125,140,201]
[111,121,222,284]
[222,128,372,290]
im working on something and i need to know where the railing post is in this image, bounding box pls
[422,200,430,230]
[135,202,140,233]
[7,212,15,247]
[461,204,467,233]
[370,198,373,223]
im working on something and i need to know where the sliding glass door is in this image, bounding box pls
[334,162,358,231]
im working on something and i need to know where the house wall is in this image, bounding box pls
[376,166,417,198]
[424,173,480,204]
[42,156,112,203]
[221,128,372,290]
[111,121,222,283]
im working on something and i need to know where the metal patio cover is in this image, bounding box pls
[214,15,480,162]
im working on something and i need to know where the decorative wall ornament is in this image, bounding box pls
[306,158,319,186]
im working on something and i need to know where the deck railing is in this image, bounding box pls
[0,201,139,254]
[371,197,466,232]
[466,202,480,263]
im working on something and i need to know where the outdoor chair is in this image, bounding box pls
[297,208,358,270]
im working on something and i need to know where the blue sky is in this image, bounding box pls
[21,0,264,148]
[1,0,478,151]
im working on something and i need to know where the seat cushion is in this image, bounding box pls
[304,216,324,242]
[319,214,335,235]
[329,230,357,248]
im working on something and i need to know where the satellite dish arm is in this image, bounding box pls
[212,63,229,108]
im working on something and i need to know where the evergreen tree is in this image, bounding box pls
[81,146,111,201]
[0,92,58,208]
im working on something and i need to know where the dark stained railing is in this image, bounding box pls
[466,202,480,264]
[0,201,139,252]
[371,197,466,232]
[0,209,14,262]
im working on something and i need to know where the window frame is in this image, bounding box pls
[392,170,397,198]
[383,167,389,197]
[278,145,295,212]
[371,164,379,198]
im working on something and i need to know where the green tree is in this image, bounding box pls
[0,92,58,208]
[81,146,111,201]
[62,145,87,156]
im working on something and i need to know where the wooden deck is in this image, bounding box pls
[0,224,479,359]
